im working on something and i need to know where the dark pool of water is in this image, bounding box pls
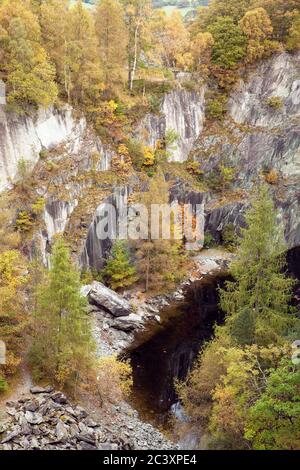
[128,274,228,424]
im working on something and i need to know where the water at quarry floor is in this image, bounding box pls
[127,274,228,433]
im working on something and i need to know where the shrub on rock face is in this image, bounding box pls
[15,210,33,232]
[203,233,215,248]
[222,223,238,251]
[264,168,279,185]
[96,356,132,405]
[0,374,8,393]
[206,94,228,121]
[266,96,284,109]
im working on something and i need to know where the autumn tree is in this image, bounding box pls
[0,194,27,390]
[191,31,214,74]
[39,0,70,98]
[150,10,190,69]
[208,344,290,449]
[220,185,296,346]
[122,0,152,90]
[206,0,255,23]
[254,0,300,42]
[67,0,102,105]
[94,0,128,84]
[0,250,27,383]
[239,7,280,63]
[30,239,95,390]
[133,173,186,292]
[179,331,294,449]
[96,356,132,404]
[0,0,57,112]
[101,240,138,291]
[286,12,300,51]
[245,359,300,450]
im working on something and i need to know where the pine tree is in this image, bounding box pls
[102,240,137,291]
[30,239,95,390]
[95,0,128,84]
[207,16,247,69]
[245,359,300,450]
[220,185,296,346]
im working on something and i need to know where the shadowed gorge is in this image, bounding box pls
[0,0,300,454]
[128,275,227,420]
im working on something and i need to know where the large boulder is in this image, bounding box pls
[81,281,131,317]
[112,313,144,332]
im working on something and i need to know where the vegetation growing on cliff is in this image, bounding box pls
[0,0,299,452]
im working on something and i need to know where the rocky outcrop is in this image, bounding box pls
[0,103,112,190]
[0,106,77,191]
[229,52,300,129]
[79,186,129,270]
[0,389,175,450]
[86,249,234,357]
[137,84,205,162]
[82,281,132,317]
[187,52,300,248]
[197,52,300,187]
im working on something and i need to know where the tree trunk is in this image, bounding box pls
[129,24,139,91]
[145,248,150,292]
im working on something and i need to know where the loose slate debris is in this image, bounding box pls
[0,388,175,450]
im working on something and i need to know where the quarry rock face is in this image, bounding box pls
[136,84,206,162]
[197,52,300,187]
[2,53,300,265]
[79,186,129,270]
[0,105,112,192]
[0,106,80,191]
[189,52,300,248]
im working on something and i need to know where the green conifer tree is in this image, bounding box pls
[208,16,247,69]
[30,239,95,390]
[245,359,300,450]
[102,240,137,291]
[220,185,296,346]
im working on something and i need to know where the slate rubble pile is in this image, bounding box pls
[0,387,175,450]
